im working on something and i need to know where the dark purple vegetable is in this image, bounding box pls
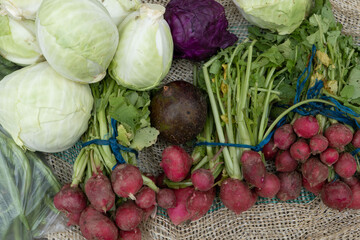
[164,0,238,61]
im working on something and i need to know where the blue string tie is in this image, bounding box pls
[82,118,139,170]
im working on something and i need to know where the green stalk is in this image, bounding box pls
[164,179,193,189]
[71,148,89,187]
[258,77,275,143]
[142,175,159,192]
[191,156,209,173]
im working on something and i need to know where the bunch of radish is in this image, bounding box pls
[262,115,360,211]
[54,163,158,240]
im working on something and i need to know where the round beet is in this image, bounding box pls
[161,145,192,182]
[240,150,266,188]
[289,139,311,163]
[186,188,215,221]
[324,123,353,151]
[276,171,302,201]
[293,115,319,139]
[275,150,298,172]
[352,130,360,148]
[79,206,119,240]
[220,178,257,214]
[309,134,329,155]
[320,180,353,211]
[135,187,157,209]
[111,164,143,199]
[255,173,280,198]
[157,188,176,209]
[115,201,143,231]
[54,184,87,214]
[85,172,115,213]
[333,152,357,179]
[302,177,325,195]
[319,148,339,166]
[273,124,297,150]
[301,157,329,187]
[262,139,278,160]
[120,228,142,240]
[191,168,214,192]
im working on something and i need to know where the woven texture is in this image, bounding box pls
[46,0,360,239]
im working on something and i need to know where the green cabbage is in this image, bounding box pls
[0,15,43,66]
[0,62,93,153]
[97,0,141,26]
[1,0,43,20]
[109,3,173,91]
[36,0,119,83]
[232,0,312,35]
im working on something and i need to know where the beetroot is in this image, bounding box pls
[119,228,142,240]
[66,212,82,226]
[219,178,257,214]
[342,176,360,188]
[324,123,353,151]
[79,206,119,240]
[319,148,339,166]
[293,115,319,139]
[352,129,360,148]
[302,177,325,195]
[289,139,311,163]
[255,173,280,198]
[157,188,176,209]
[276,171,302,201]
[273,124,297,150]
[111,164,143,199]
[349,183,360,209]
[320,180,353,211]
[191,168,214,191]
[161,145,192,182]
[275,150,298,172]
[85,172,115,213]
[309,134,329,155]
[186,188,215,221]
[240,150,266,188]
[301,157,329,187]
[115,201,143,231]
[135,187,157,209]
[262,139,278,160]
[167,187,195,225]
[333,152,357,178]
[54,184,87,217]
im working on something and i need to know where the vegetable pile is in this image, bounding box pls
[0,0,360,239]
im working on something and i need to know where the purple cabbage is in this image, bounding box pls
[164,0,238,61]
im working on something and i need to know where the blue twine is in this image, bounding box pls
[82,118,138,170]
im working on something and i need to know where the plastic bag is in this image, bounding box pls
[0,126,65,239]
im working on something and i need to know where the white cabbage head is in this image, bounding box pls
[109,3,173,91]
[36,0,119,83]
[0,0,43,20]
[97,0,141,26]
[0,14,43,66]
[0,62,93,153]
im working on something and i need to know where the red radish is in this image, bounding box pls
[324,123,353,151]
[85,172,115,213]
[186,188,215,221]
[240,150,266,188]
[79,206,118,240]
[293,115,319,139]
[255,173,280,198]
[111,164,143,199]
[289,139,311,163]
[273,124,296,150]
[135,187,156,209]
[301,157,329,187]
[320,180,353,211]
[319,148,339,166]
[143,205,156,221]
[191,168,214,191]
[115,201,143,231]
[157,188,176,209]
[120,228,142,240]
[349,183,360,209]
[309,134,329,154]
[144,173,156,183]
[53,184,87,218]
[333,152,357,178]
[66,212,82,226]
[160,145,192,182]
[275,150,298,172]
[156,173,167,188]
[302,177,325,195]
[276,171,302,201]
[352,130,360,148]
[167,187,195,225]
[342,176,360,188]
[262,139,278,160]
[219,178,257,214]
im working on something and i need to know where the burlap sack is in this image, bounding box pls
[46,0,360,239]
